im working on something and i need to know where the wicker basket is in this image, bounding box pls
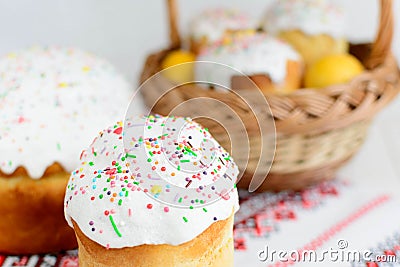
[139,0,400,191]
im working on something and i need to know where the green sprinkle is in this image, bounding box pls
[89,162,94,166]
[103,188,108,191]
[204,128,209,132]
[213,169,217,173]
[93,152,97,156]
[97,174,101,178]
[189,206,193,209]
[126,153,136,158]
[57,143,61,151]
[149,151,154,157]
[118,199,122,206]
[234,184,237,188]
[125,191,129,197]
[113,145,117,149]
[99,194,103,199]
[183,217,188,223]
[147,158,152,162]
[8,161,12,166]
[147,126,152,129]
[180,160,190,163]
[184,147,197,157]
[109,215,122,237]
[177,165,181,171]
[121,157,126,161]
[203,208,208,212]
[133,181,140,185]
[178,197,183,203]
[200,200,204,204]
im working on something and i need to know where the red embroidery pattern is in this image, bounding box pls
[0,251,78,267]
[268,195,391,267]
[354,231,400,267]
[234,181,343,251]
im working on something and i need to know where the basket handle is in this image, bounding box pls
[167,0,181,49]
[166,0,393,67]
[365,0,394,69]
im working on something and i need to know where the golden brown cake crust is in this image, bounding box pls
[73,214,234,267]
[0,163,77,254]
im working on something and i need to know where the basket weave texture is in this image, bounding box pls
[140,0,400,191]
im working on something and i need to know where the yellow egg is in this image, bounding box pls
[161,50,196,84]
[304,54,364,88]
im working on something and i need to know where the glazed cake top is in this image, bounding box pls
[190,7,257,42]
[64,115,239,248]
[195,33,301,88]
[0,46,132,178]
[262,0,345,38]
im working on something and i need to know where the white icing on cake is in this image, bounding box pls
[64,115,239,248]
[195,33,301,88]
[0,46,132,178]
[262,0,345,38]
[190,8,257,42]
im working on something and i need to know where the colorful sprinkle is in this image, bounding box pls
[109,215,122,237]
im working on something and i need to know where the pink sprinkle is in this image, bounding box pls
[128,208,132,216]
[17,116,26,123]
[164,207,170,213]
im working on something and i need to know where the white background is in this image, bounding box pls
[0,0,399,82]
[0,0,399,189]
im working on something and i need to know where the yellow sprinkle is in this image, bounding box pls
[82,66,91,72]
[151,185,162,195]
[58,82,68,88]
[7,52,17,59]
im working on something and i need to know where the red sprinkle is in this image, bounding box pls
[104,210,110,216]
[147,204,153,209]
[161,167,166,171]
[113,127,123,134]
